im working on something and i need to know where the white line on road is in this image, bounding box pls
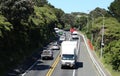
[21,59,39,76]
[73,69,76,76]
[80,33,106,76]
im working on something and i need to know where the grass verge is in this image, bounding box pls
[95,50,120,76]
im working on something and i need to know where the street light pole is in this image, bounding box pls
[91,14,94,44]
[86,16,89,33]
[91,11,105,58]
[100,13,105,58]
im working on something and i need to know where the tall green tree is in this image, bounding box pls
[0,0,34,26]
[33,0,48,7]
[90,7,108,18]
[74,16,87,30]
[53,8,65,28]
[108,0,120,22]
[61,13,75,27]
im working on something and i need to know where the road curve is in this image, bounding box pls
[22,31,100,76]
[51,32,99,76]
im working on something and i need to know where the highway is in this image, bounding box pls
[50,32,99,76]
[22,31,100,76]
[22,43,60,76]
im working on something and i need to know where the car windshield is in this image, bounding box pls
[72,33,77,35]
[53,44,57,46]
[62,54,75,60]
[60,36,65,39]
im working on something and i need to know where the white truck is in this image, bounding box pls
[61,41,78,69]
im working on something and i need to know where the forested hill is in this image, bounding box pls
[0,0,64,75]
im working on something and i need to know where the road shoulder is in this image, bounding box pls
[79,31,111,76]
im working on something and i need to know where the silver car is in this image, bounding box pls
[52,43,60,50]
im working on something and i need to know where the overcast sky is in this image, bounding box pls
[48,0,114,13]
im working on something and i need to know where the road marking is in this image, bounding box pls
[21,59,39,76]
[73,69,76,76]
[79,33,106,76]
[46,54,60,76]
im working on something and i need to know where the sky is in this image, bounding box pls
[48,0,114,13]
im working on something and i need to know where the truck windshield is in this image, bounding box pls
[62,54,75,60]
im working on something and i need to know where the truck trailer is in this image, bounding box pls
[61,41,78,69]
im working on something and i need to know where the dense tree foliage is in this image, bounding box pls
[104,40,120,71]
[108,0,120,22]
[0,0,63,75]
[33,0,48,7]
[53,8,65,28]
[61,13,75,27]
[0,0,34,26]
[74,16,87,30]
[89,7,109,18]
[76,7,120,72]
[85,16,120,71]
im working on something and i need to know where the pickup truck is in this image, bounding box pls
[41,49,53,60]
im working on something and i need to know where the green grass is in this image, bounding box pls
[95,50,120,76]
[106,65,120,76]
[102,59,120,76]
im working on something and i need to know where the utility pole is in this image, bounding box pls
[91,11,105,58]
[86,16,89,33]
[100,14,105,58]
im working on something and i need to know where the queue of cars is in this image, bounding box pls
[41,28,65,60]
[41,42,60,60]
[41,27,79,69]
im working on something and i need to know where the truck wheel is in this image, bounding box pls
[73,64,76,69]
[51,57,53,60]
[61,65,63,69]
[42,57,44,60]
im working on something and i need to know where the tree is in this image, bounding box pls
[61,13,75,27]
[0,0,34,26]
[33,0,48,7]
[53,8,65,28]
[90,7,108,18]
[74,16,87,30]
[108,0,120,22]
[104,40,120,71]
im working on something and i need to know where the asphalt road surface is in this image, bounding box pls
[51,33,99,76]
[22,31,99,76]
